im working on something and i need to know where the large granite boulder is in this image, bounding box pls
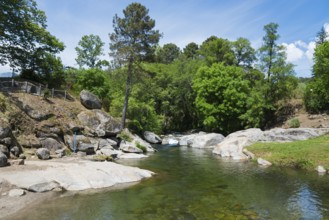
[188,133,225,148]
[64,134,97,154]
[143,131,162,144]
[261,128,329,142]
[36,148,50,160]
[213,137,252,160]
[179,133,203,146]
[226,128,264,142]
[77,110,121,137]
[39,138,64,153]
[80,90,102,110]
[0,152,8,167]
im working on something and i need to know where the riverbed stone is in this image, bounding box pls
[316,165,326,174]
[261,128,329,142]
[188,133,225,148]
[28,181,61,193]
[0,152,8,167]
[143,131,162,144]
[0,144,9,157]
[257,158,272,166]
[213,137,251,160]
[119,141,143,153]
[8,189,25,197]
[36,148,50,160]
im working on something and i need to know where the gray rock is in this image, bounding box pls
[98,138,117,149]
[0,144,9,157]
[78,142,95,154]
[80,90,102,110]
[226,128,264,142]
[17,134,41,148]
[120,141,143,153]
[188,133,225,148]
[100,147,122,157]
[179,133,199,146]
[40,138,64,152]
[0,152,8,167]
[213,137,251,160]
[8,189,25,197]
[143,131,162,144]
[316,165,326,173]
[162,135,179,145]
[77,151,87,157]
[36,148,50,160]
[28,181,61,193]
[35,122,63,139]
[261,128,329,142]
[77,110,121,137]
[55,149,66,158]
[0,124,11,138]
[119,129,155,152]
[10,146,20,157]
[257,158,272,166]
[9,159,25,166]
[0,137,12,146]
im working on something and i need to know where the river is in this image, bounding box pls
[11,145,329,219]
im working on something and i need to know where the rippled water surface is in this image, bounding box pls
[12,145,329,219]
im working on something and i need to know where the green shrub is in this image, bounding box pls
[43,88,51,100]
[118,130,132,142]
[0,95,7,111]
[136,141,147,153]
[288,117,300,128]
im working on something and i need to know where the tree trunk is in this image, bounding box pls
[121,60,133,129]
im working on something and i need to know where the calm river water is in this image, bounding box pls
[11,145,329,219]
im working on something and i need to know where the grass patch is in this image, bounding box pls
[246,134,329,170]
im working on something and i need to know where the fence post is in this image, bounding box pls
[39,84,41,96]
[25,81,28,93]
[52,88,54,98]
[64,90,67,101]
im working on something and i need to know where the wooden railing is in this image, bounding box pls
[0,79,70,100]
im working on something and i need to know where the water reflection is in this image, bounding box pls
[9,145,329,220]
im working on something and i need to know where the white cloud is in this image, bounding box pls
[283,43,304,62]
[305,41,316,61]
[282,40,316,77]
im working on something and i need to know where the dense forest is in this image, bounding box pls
[1,1,329,135]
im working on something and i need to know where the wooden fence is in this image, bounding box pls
[0,79,70,100]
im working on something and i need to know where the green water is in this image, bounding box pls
[12,145,329,219]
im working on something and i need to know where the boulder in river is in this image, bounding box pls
[213,137,251,160]
[188,133,225,148]
[143,131,162,144]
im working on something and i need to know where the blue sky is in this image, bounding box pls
[1,0,329,77]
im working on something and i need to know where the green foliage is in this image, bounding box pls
[0,0,64,75]
[156,43,181,64]
[0,95,7,112]
[199,36,236,66]
[43,88,51,100]
[288,118,300,128]
[75,34,108,69]
[183,42,199,59]
[136,142,147,153]
[76,68,110,99]
[109,2,161,129]
[193,63,250,134]
[232,37,256,67]
[118,130,133,142]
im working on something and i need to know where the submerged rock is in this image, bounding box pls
[257,158,272,166]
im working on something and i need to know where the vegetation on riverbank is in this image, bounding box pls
[247,134,329,170]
